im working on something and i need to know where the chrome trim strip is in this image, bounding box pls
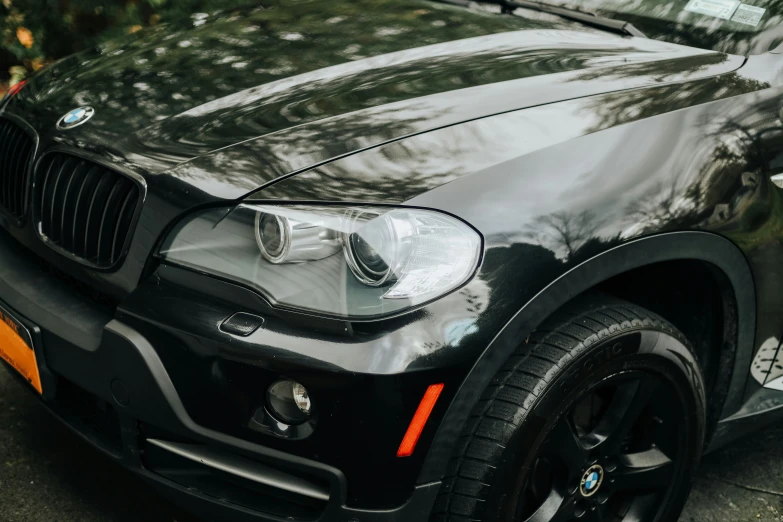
[147,438,330,501]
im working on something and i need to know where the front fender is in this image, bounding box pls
[417,231,754,484]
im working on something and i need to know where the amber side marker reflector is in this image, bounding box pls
[397,383,445,458]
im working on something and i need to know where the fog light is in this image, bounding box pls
[267,380,311,425]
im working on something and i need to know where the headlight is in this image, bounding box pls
[159,204,482,318]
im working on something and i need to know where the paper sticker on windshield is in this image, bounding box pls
[684,0,740,19]
[731,3,766,25]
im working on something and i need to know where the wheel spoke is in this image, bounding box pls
[582,507,606,522]
[609,447,674,493]
[622,493,660,522]
[522,489,574,522]
[544,417,588,475]
[520,368,681,522]
[585,375,660,456]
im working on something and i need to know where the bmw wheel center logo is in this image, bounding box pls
[580,464,604,497]
[57,106,95,130]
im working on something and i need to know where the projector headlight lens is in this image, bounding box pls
[159,204,482,318]
[344,210,394,286]
[256,213,287,262]
[255,211,341,264]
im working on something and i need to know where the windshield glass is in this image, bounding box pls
[528,0,782,54]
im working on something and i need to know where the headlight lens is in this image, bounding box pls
[159,204,482,318]
[344,209,395,286]
[256,212,286,261]
[254,212,341,264]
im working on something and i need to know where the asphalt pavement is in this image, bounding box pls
[0,365,781,522]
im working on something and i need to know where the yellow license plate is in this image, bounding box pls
[0,305,42,394]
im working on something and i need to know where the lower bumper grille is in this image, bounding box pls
[0,119,35,221]
[50,379,123,457]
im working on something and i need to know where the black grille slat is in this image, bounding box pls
[0,119,34,221]
[59,167,77,248]
[96,178,125,261]
[1,129,14,210]
[59,160,88,252]
[13,131,31,215]
[47,157,74,244]
[1,124,11,206]
[39,159,59,233]
[71,165,101,259]
[2,124,13,200]
[34,153,140,268]
[112,189,136,261]
[83,173,116,261]
[5,133,17,214]
[6,131,22,214]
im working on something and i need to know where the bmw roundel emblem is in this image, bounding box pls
[56,106,95,130]
[579,464,604,497]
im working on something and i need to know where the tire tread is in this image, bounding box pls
[432,296,691,521]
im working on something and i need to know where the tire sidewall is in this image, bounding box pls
[489,327,706,522]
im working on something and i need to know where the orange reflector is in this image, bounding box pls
[397,383,444,458]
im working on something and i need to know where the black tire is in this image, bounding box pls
[433,296,706,522]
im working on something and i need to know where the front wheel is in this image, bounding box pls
[434,296,706,522]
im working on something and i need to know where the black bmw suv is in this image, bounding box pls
[2,0,783,521]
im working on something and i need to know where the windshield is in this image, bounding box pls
[522,0,782,54]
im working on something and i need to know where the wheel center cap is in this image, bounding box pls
[579,464,604,497]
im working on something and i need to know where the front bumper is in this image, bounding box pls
[0,226,446,521]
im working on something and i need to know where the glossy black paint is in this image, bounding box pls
[503,0,783,55]
[3,0,783,518]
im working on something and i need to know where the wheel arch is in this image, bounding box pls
[418,231,755,484]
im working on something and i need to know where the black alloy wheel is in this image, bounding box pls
[522,372,684,522]
[433,296,706,522]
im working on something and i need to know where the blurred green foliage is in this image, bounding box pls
[0,0,252,93]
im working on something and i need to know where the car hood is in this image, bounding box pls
[9,0,742,201]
